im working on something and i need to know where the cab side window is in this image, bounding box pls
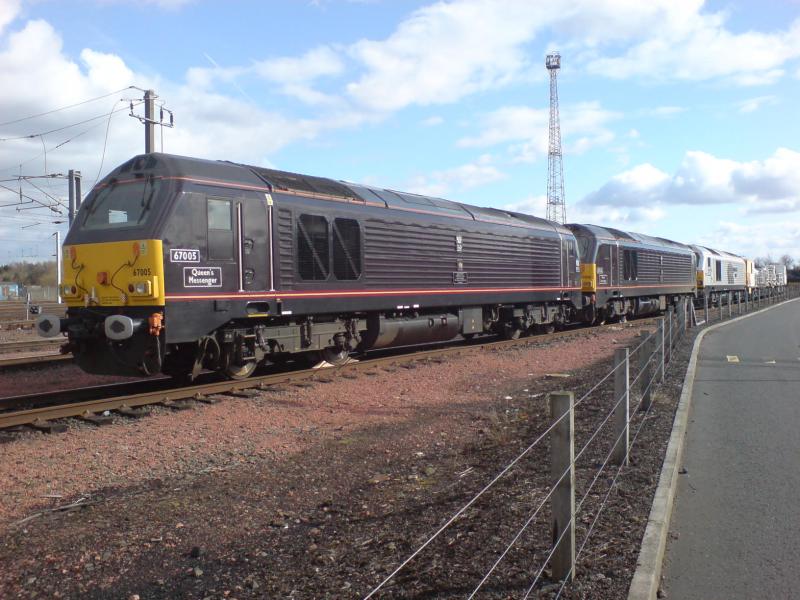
[207,198,234,260]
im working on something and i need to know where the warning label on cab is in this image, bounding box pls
[183,266,222,288]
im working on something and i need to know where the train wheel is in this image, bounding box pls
[223,359,257,380]
[502,324,523,340]
[320,347,351,366]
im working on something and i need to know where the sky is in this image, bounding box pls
[0,0,799,263]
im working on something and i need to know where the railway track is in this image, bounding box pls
[0,319,37,330]
[0,305,65,333]
[0,339,64,355]
[0,353,71,370]
[0,321,644,432]
[0,302,65,321]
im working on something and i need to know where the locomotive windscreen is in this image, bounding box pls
[80,178,163,231]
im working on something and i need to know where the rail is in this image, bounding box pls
[0,320,654,430]
[0,339,64,355]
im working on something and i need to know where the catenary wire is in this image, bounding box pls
[0,87,140,127]
[0,102,140,142]
[91,99,124,190]
[0,120,110,174]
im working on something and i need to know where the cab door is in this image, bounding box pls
[237,196,269,291]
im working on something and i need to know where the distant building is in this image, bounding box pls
[0,282,20,300]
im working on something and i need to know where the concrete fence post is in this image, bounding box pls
[656,318,665,382]
[549,391,575,582]
[638,331,653,412]
[686,298,692,332]
[683,299,688,333]
[728,293,732,319]
[611,348,630,466]
[666,306,674,362]
[703,294,709,324]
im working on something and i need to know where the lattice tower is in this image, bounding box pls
[546,52,566,224]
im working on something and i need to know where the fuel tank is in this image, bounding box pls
[361,313,461,350]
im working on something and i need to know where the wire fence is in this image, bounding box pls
[362,286,796,599]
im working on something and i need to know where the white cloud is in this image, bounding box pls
[340,0,800,116]
[405,154,506,197]
[97,0,196,9]
[737,95,777,114]
[345,0,549,113]
[583,148,800,213]
[458,105,548,148]
[421,115,443,126]
[0,14,327,221]
[700,221,800,260]
[106,0,800,145]
[254,46,344,85]
[187,45,346,107]
[0,0,20,35]
[458,101,619,162]
[585,4,800,85]
[732,148,800,206]
[504,194,547,217]
[732,69,785,86]
[645,106,685,117]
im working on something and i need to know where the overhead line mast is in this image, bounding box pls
[546,52,566,224]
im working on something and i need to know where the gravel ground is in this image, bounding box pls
[0,358,133,398]
[0,321,693,599]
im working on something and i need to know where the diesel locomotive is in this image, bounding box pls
[35,153,712,379]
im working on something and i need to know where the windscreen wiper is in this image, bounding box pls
[83,178,118,220]
[137,175,156,224]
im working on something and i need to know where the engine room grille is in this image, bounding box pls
[297,214,329,281]
[332,218,362,280]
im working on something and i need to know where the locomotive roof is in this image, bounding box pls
[689,244,743,260]
[567,223,692,253]
[108,153,572,235]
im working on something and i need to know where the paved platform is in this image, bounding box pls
[662,299,800,599]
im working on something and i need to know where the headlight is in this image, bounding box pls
[127,280,153,297]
